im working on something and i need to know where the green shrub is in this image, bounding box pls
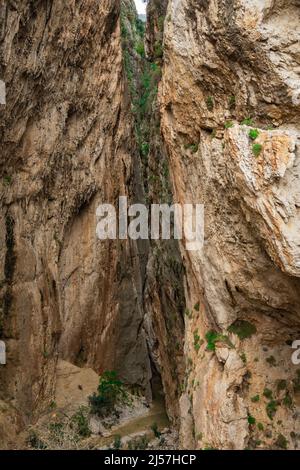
[184,143,199,153]
[157,16,165,31]
[154,40,163,59]
[193,330,200,342]
[248,414,256,425]
[248,129,260,140]
[205,330,219,351]
[277,379,287,391]
[28,431,47,449]
[228,95,236,109]
[224,121,234,129]
[257,422,264,431]
[89,371,128,416]
[3,175,12,186]
[48,421,65,444]
[251,395,260,403]
[121,21,129,40]
[135,18,145,36]
[140,142,150,158]
[252,143,263,157]
[206,96,214,111]
[228,320,256,340]
[275,434,288,449]
[241,117,253,126]
[184,308,192,319]
[283,393,292,408]
[263,388,273,400]
[194,302,200,311]
[71,406,91,438]
[240,352,247,364]
[151,422,161,438]
[193,329,202,353]
[113,435,122,449]
[205,330,234,351]
[266,400,278,420]
[135,41,145,57]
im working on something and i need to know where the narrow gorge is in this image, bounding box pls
[0,0,300,451]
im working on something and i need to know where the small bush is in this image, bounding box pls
[190,143,199,153]
[251,395,260,403]
[206,96,214,111]
[135,18,145,36]
[205,330,234,351]
[266,400,278,420]
[263,388,273,400]
[140,142,150,158]
[240,353,247,364]
[157,16,165,31]
[154,41,163,59]
[205,330,219,351]
[228,320,256,340]
[135,41,145,57]
[113,435,122,450]
[241,117,253,126]
[184,308,192,319]
[151,422,161,438]
[275,434,288,449]
[28,431,47,450]
[248,414,256,425]
[3,175,12,186]
[224,121,234,129]
[89,371,128,417]
[184,143,199,153]
[252,143,263,157]
[193,329,202,353]
[277,379,287,391]
[228,95,236,109]
[71,406,91,438]
[283,393,292,408]
[248,129,259,140]
[257,422,264,431]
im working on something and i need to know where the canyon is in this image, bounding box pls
[0,0,300,450]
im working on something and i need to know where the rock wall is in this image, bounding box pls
[1,0,300,452]
[0,0,152,443]
[121,0,186,423]
[160,0,300,449]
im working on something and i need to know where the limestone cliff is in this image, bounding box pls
[0,0,152,445]
[160,0,300,450]
[121,0,185,424]
[1,0,300,452]
[0,0,186,449]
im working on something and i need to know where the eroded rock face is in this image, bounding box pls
[0,0,152,438]
[160,0,300,449]
[1,0,300,452]
[121,0,186,424]
[145,0,168,60]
